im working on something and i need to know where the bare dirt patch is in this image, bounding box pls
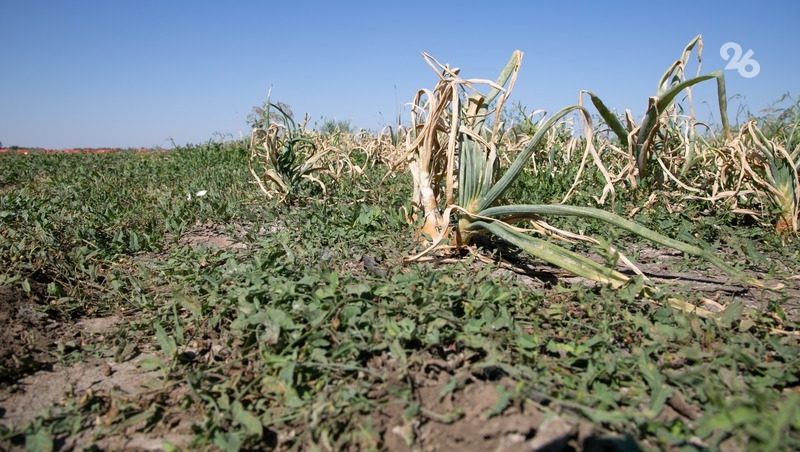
[414,378,549,451]
[364,352,635,451]
[0,355,193,450]
[0,288,196,450]
[0,354,160,429]
[179,225,246,250]
[172,221,280,251]
[75,315,121,335]
[1,353,197,451]
[0,285,126,388]
[0,286,63,385]
[175,221,289,250]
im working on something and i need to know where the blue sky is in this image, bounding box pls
[1,1,798,148]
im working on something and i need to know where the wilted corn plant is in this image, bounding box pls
[249,102,330,201]
[401,50,771,297]
[585,35,730,185]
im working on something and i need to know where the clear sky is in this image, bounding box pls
[1,1,798,148]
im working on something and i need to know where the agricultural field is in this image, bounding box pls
[2,44,799,451]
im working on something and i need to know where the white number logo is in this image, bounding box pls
[720,42,760,78]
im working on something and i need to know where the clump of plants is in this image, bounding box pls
[584,35,730,189]
[585,35,730,187]
[249,100,406,200]
[249,101,330,201]
[400,49,775,300]
[579,36,798,236]
[702,100,800,235]
[715,120,799,234]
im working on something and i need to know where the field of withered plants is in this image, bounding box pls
[1,37,799,450]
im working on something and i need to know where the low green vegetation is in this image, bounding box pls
[1,134,798,450]
[1,37,799,450]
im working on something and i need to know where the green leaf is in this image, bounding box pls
[154,322,177,357]
[26,429,53,452]
[314,286,337,300]
[515,333,539,351]
[345,282,371,296]
[720,300,744,329]
[179,295,202,317]
[768,394,800,450]
[232,400,264,437]
[138,355,166,371]
[118,404,159,431]
[477,204,764,288]
[266,307,295,329]
[389,339,407,366]
[438,377,460,401]
[213,431,243,452]
[472,220,629,287]
[484,385,513,419]
[587,91,629,147]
